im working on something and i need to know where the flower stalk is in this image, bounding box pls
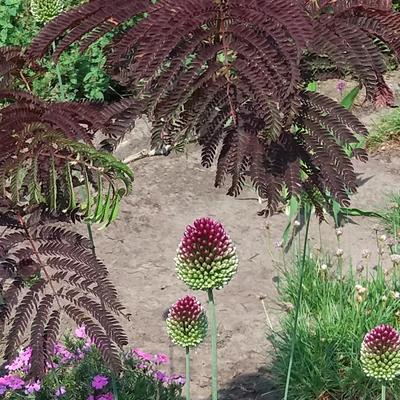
[208,289,218,400]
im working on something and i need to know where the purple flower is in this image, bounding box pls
[97,393,113,400]
[87,396,95,400]
[361,324,400,381]
[92,375,109,390]
[175,217,238,290]
[24,380,41,394]
[75,325,87,339]
[55,386,66,397]
[336,80,346,94]
[154,353,169,365]
[0,375,25,390]
[154,370,168,383]
[54,343,74,363]
[132,348,153,362]
[5,347,32,371]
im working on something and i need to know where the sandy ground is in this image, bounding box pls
[86,106,400,400]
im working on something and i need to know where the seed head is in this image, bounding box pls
[175,217,238,290]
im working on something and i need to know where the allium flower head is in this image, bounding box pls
[361,324,400,381]
[175,217,238,290]
[30,0,64,24]
[166,295,208,348]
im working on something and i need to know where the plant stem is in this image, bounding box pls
[283,205,311,400]
[208,288,218,400]
[52,42,66,100]
[87,223,96,256]
[381,384,386,400]
[185,346,191,400]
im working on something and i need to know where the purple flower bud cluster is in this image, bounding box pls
[175,217,238,290]
[361,324,400,381]
[166,295,208,348]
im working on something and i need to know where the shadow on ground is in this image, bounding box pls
[213,369,280,400]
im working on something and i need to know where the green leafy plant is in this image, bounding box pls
[0,0,113,101]
[269,254,400,399]
[368,109,400,149]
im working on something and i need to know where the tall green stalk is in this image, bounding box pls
[185,346,191,400]
[208,288,218,400]
[283,205,311,400]
[381,384,386,400]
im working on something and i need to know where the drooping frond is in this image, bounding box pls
[0,48,29,89]
[0,124,133,226]
[307,0,400,106]
[0,217,128,376]
[25,0,400,212]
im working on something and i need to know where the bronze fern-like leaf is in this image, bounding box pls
[0,216,128,377]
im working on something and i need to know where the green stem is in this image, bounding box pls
[208,288,218,400]
[52,42,66,101]
[381,383,386,400]
[283,205,311,400]
[185,346,191,400]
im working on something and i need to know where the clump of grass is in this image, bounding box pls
[269,255,400,400]
[381,193,400,251]
[367,109,400,149]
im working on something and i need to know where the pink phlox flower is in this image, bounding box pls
[97,393,114,400]
[54,343,74,363]
[55,386,66,397]
[92,375,109,390]
[154,353,169,365]
[87,395,95,400]
[132,348,153,361]
[24,380,41,394]
[0,374,25,390]
[75,325,87,339]
[6,347,32,371]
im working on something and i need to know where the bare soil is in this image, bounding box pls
[88,81,400,399]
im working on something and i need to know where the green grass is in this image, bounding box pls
[269,254,400,400]
[381,193,400,253]
[367,109,400,149]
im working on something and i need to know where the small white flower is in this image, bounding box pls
[293,220,301,227]
[391,254,400,265]
[320,264,328,271]
[335,228,343,237]
[362,249,371,259]
[336,248,344,257]
[379,234,387,242]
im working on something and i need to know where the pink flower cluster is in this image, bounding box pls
[130,348,185,386]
